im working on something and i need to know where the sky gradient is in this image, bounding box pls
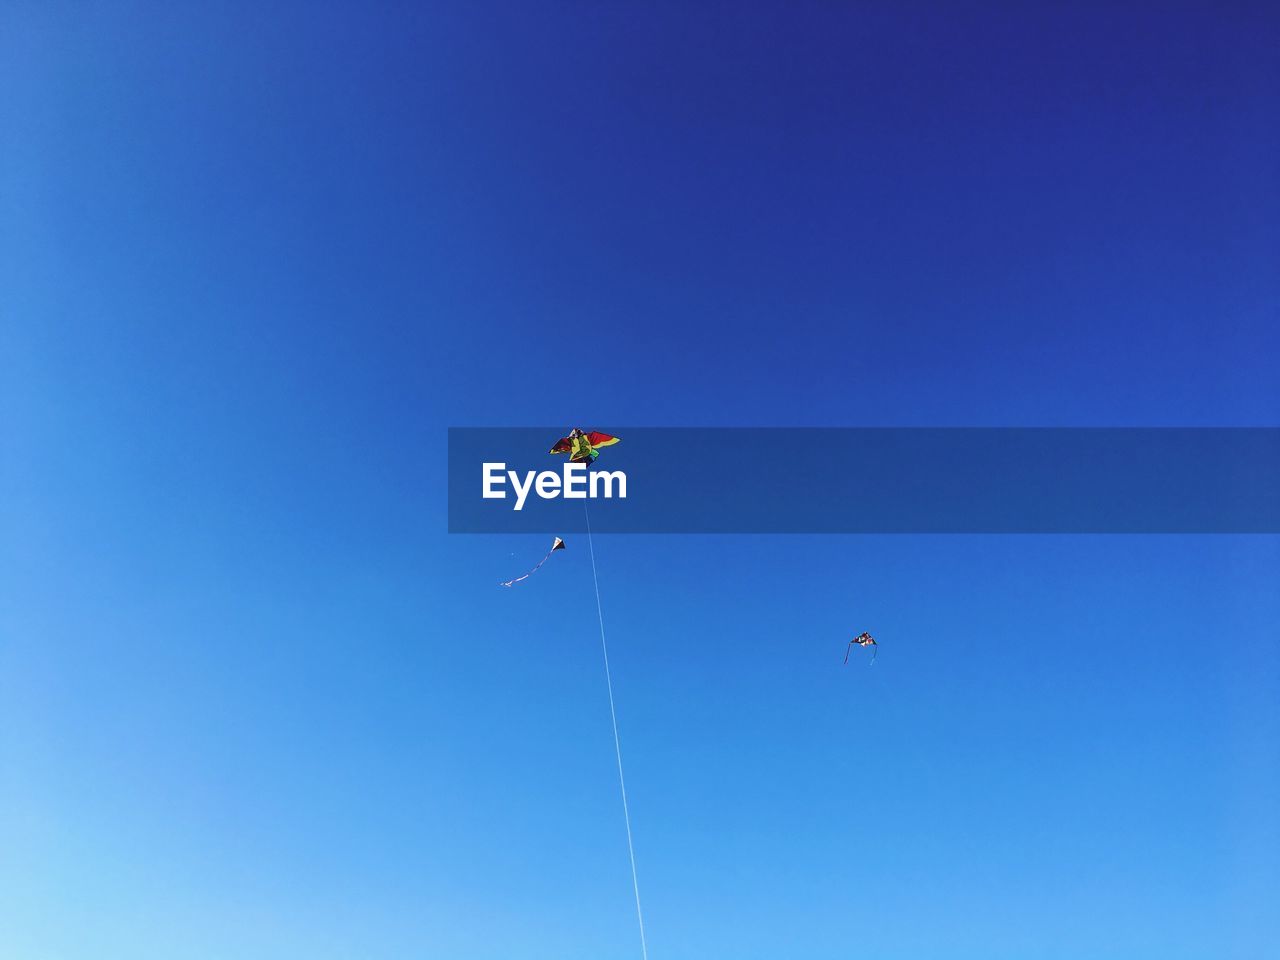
[2,3,1278,959]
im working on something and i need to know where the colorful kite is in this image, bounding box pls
[500,537,566,587]
[844,631,877,665]
[549,428,620,464]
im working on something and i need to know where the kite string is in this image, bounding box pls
[584,500,649,960]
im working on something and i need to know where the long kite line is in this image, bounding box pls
[584,501,649,960]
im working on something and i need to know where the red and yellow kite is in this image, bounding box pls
[549,428,621,464]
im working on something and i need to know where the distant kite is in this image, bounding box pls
[549,428,620,465]
[845,632,877,665]
[500,537,566,587]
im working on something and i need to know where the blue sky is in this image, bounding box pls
[2,3,1278,959]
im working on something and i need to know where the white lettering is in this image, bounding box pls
[482,463,627,510]
[563,463,588,499]
[591,470,627,499]
[509,470,536,512]
[482,463,507,498]
[536,471,561,499]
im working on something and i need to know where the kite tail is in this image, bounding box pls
[843,643,851,665]
[870,645,878,666]
[499,547,554,588]
[585,500,649,960]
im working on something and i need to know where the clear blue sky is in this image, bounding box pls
[2,4,1278,959]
